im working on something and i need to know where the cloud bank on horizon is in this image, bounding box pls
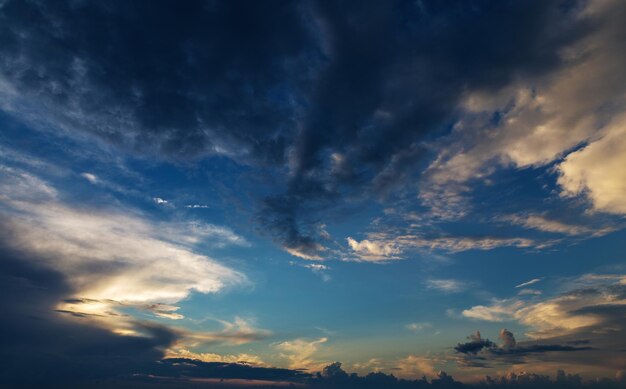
[1,0,626,387]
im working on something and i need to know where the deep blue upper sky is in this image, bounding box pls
[1,0,625,387]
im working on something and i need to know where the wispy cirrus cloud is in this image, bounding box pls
[0,164,247,334]
[164,349,267,366]
[515,278,543,288]
[426,279,468,294]
[345,232,554,262]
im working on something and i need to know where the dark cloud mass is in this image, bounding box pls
[0,240,176,385]
[454,331,496,354]
[0,0,591,256]
[454,328,593,360]
[0,226,307,386]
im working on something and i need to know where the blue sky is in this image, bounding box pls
[1,1,626,387]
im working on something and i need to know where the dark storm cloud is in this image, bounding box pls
[0,0,591,255]
[0,243,177,385]
[152,358,311,381]
[0,229,308,387]
[454,331,496,354]
[0,0,316,161]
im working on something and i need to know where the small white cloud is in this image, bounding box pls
[80,172,99,184]
[304,263,329,271]
[153,197,168,205]
[557,113,626,215]
[346,237,400,261]
[515,278,543,288]
[185,204,210,209]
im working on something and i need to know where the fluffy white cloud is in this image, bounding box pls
[422,0,626,219]
[80,172,99,184]
[557,114,626,215]
[0,165,246,329]
[153,197,168,204]
[346,237,400,261]
[165,348,266,366]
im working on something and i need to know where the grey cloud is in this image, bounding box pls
[454,329,592,368]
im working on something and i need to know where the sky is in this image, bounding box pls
[1,0,626,387]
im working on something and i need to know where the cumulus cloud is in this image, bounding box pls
[455,331,496,355]
[274,337,328,371]
[498,329,517,349]
[462,300,523,322]
[80,172,99,184]
[346,237,400,261]
[457,274,626,372]
[153,197,168,205]
[420,0,626,226]
[557,113,626,215]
